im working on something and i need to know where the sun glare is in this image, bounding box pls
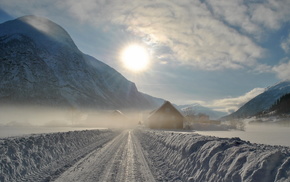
[121,44,149,72]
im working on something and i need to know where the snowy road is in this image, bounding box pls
[2,129,290,182]
[54,130,155,182]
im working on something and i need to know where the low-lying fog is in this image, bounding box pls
[197,121,290,147]
[1,105,290,147]
[0,105,144,138]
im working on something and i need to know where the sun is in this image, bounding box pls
[121,44,150,72]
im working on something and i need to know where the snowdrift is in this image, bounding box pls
[0,129,119,181]
[136,129,290,182]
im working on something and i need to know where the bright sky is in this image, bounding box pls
[1,0,290,113]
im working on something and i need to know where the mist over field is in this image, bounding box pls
[196,119,290,147]
[0,105,143,130]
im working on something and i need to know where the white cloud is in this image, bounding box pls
[253,63,273,73]
[272,58,290,80]
[106,0,265,70]
[1,0,290,71]
[281,33,290,54]
[206,0,262,37]
[206,88,265,113]
[207,0,290,36]
[184,87,265,113]
[250,0,290,30]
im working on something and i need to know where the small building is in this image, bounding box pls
[196,113,210,122]
[146,101,184,129]
[110,110,128,121]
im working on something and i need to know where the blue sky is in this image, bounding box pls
[1,0,290,113]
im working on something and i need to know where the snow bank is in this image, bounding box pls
[0,129,119,181]
[136,129,290,182]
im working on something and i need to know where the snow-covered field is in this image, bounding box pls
[0,126,106,138]
[1,128,290,182]
[197,123,290,147]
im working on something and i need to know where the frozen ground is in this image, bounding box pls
[1,128,290,182]
[0,126,106,138]
[196,123,290,147]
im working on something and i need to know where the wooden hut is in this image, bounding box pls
[146,101,184,129]
[110,110,128,121]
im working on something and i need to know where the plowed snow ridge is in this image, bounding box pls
[1,128,290,182]
[0,129,119,182]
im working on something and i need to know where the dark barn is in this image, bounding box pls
[110,110,128,122]
[146,101,184,129]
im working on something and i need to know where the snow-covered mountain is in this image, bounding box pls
[223,80,290,119]
[0,15,162,109]
[178,103,227,120]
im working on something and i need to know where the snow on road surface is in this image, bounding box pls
[54,130,155,182]
[1,128,290,182]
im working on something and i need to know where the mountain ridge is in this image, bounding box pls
[0,15,163,109]
[177,103,227,120]
[222,80,290,119]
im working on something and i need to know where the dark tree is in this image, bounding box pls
[269,93,290,114]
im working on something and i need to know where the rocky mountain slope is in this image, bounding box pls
[0,15,162,109]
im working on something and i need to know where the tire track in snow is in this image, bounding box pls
[53,130,155,182]
[131,130,155,182]
[124,131,134,181]
[99,132,127,181]
[53,131,126,182]
[114,130,138,182]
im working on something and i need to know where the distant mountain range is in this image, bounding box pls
[223,80,290,119]
[177,103,227,120]
[0,15,163,109]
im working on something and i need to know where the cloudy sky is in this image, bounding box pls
[1,0,290,113]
